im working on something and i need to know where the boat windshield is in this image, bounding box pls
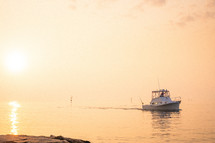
[152,89,170,99]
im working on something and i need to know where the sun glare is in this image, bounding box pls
[9,101,20,135]
[4,51,27,73]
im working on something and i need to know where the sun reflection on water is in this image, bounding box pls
[9,101,20,135]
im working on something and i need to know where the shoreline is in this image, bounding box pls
[0,135,90,143]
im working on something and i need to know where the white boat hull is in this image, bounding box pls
[142,101,181,111]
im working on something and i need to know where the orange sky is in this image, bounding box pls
[0,0,215,105]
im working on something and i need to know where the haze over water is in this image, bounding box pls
[0,0,215,142]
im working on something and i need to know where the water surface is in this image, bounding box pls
[0,101,215,143]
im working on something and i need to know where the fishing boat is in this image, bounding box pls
[142,89,181,111]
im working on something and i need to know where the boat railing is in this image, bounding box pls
[172,96,181,102]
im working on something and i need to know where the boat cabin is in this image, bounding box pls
[152,89,170,99]
[150,89,172,105]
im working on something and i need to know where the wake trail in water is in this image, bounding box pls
[80,106,142,111]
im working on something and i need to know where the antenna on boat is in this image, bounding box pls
[157,78,160,90]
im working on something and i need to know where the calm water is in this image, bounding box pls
[0,101,215,143]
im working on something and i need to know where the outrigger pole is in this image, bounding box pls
[139,97,144,105]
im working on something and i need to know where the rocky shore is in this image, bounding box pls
[0,135,90,143]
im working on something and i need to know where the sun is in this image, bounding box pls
[4,51,27,73]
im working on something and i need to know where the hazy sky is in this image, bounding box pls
[0,0,215,105]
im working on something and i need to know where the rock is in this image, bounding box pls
[50,135,90,143]
[0,135,90,143]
